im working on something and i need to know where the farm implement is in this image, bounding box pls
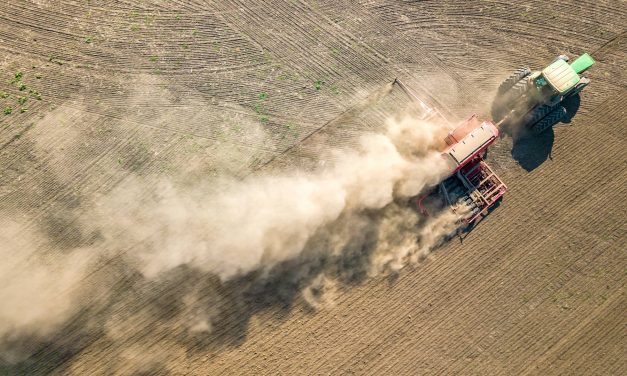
[393,79,507,225]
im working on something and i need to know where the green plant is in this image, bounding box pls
[0,91,8,99]
[149,56,158,62]
[17,96,27,105]
[17,82,26,91]
[314,80,325,90]
[85,37,93,43]
[253,92,271,124]
[35,74,42,79]
[3,107,12,115]
[20,108,27,113]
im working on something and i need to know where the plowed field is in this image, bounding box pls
[0,1,625,375]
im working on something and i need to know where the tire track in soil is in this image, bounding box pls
[519,288,625,375]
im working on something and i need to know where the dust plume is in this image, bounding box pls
[0,86,464,368]
[0,220,97,364]
[97,115,453,281]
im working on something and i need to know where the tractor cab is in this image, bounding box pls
[540,58,581,94]
[533,53,595,97]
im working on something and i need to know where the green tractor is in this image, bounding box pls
[492,53,595,134]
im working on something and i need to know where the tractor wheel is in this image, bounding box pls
[530,106,567,134]
[496,67,531,95]
[524,104,555,127]
[491,74,531,121]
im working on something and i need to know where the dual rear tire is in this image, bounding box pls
[491,67,531,122]
[493,67,566,133]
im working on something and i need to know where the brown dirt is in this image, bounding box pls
[0,1,625,375]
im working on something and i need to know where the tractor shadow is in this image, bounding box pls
[500,94,580,172]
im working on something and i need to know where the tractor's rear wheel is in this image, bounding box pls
[524,104,555,127]
[530,106,567,134]
[496,67,531,95]
[491,67,531,121]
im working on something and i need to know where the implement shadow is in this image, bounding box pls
[0,209,387,374]
[184,210,384,356]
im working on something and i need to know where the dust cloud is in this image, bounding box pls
[102,115,453,281]
[0,85,465,367]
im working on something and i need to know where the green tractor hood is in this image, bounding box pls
[570,53,595,74]
[542,53,595,94]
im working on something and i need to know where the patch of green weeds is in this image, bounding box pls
[330,85,340,94]
[17,82,27,91]
[20,108,27,113]
[254,92,271,124]
[314,80,325,90]
[149,56,159,62]
[17,96,27,105]
[281,123,300,140]
[31,91,42,100]
[3,107,12,115]
[0,91,8,99]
